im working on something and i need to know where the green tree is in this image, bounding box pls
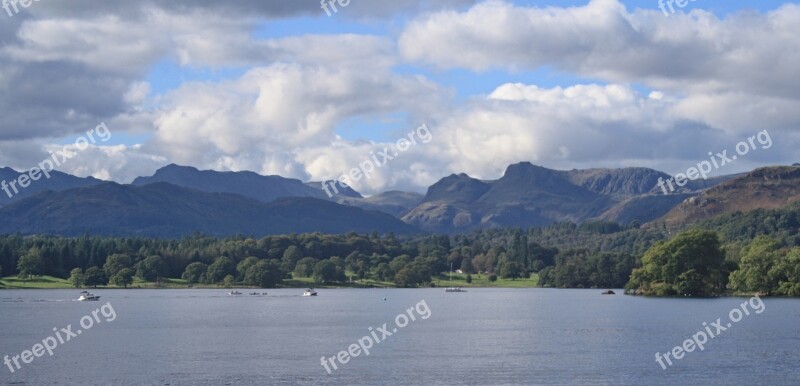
[103,254,132,278]
[69,268,84,288]
[136,255,169,282]
[282,246,303,272]
[245,260,283,288]
[111,268,134,288]
[729,236,781,294]
[207,257,236,284]
[499,261,522,280]
[293,257,317,278]
[17,250,44,280]
[83,266,108,288]
[236,257,260,281]
[466,274,473,284]
[312,260,338,284]
[223,274,235,288]
[182,262,208,284]
[488,273,498,282]
[375,263,393,281]
[628,230,728,296]
[775,248,800,296]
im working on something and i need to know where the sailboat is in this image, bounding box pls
[445,262,467,293]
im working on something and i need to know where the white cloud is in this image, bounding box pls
[399,0,800,98]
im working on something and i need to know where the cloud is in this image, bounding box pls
[399,0,800,98]
[140,61,445,189]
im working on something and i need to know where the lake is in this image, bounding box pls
[1,288,798,385]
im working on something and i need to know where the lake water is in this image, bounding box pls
[1,288,798,385]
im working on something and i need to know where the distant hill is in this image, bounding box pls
[659,166,800,225]
[0,167,103,207]
[336,191,424,217]
[132,164,330,203]
[0,182,419,237]
[402,163,695,232]
[306,181,363,199]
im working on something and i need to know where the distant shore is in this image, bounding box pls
[0,274,539,290]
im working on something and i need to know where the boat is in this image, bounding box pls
[303,288,318,297]
[77,291,100,301]
[250,292,267,296]
[445,263,467,293]
[229,291,242,295]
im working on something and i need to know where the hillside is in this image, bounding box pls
[660,166,800,225]
[0,182,419,237]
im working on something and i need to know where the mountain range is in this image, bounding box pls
[0,162,797,237]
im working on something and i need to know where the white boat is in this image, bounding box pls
[445,263,467,293]
[303,288,318,297]
[229,291,242,295]
[77,291,101,301]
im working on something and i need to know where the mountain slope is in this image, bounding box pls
[0,167,103,207]
[0,182,419,237]
[659,166,800,225]
[132,164,330,203]
[336,191,424,217]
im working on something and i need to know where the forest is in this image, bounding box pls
[2,202,800,294]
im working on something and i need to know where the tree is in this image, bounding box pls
[111,268,134,288]
[488,274,498,282]
[136,255,169,282]
[245,260,283,288]
[223,274,235,288]
[83,266,108,288]
[293,257,317,278]
[207,257,236,284]
[282,246,303,272]
[236,257,260,281]
[499,261,522,280]
[17,250,44,280]
[375,263,393,281]
[103,254,132,278]
[627,230,728,296]
[466,274,472,284]
[182,262,208,284]
[69,268,84,288]
[729,236,780,295]
[313,260,338,284]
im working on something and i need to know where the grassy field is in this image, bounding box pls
[1,272,539,289]
[431,272,539,288]
[0,275,74,289]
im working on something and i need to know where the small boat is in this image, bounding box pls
[229,291,242,295]
[601,290,616,295]
[250,292,267,296]
[303,288,318,297]
[445,287,467,293]
[77,291,101,301]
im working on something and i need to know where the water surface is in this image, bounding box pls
[1,288,798,385]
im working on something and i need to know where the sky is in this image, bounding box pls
[0,0,798,195]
